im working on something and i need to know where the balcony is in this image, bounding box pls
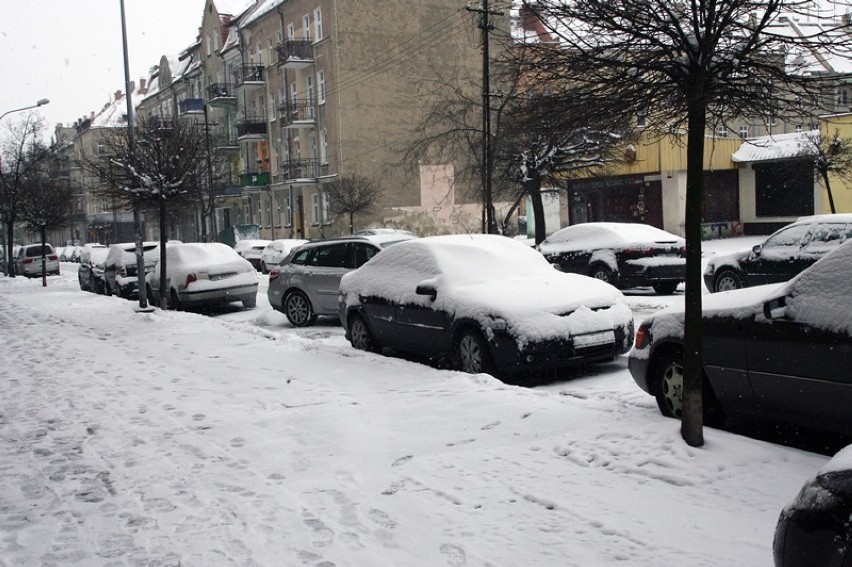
[282,159,320,183]
[234,64,264,91]
[236,115,267,139]
[178,98,205,117]
[211,133,239,154]
[280,99,316,129]
[207,83,236,108]
[239,171,271,187]
[277,39,313,70]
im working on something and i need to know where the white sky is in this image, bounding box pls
[0,0,206,140]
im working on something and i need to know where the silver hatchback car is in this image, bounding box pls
[267,232,416,327]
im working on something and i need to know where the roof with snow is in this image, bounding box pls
[731,130,819,162]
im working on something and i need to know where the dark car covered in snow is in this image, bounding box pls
[629,239,852,434]
[537,222,686,295]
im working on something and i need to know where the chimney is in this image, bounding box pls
[115,90,123,101]
[139,78,147,92]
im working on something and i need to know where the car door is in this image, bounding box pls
[745,252,852,430]
[391,283,453,355]
[302,243,350,313]
[700,314,760,418]
[743,223,813,286]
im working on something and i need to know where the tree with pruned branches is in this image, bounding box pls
[323,175,383,234]
[796,129,852,213]
[18,175,75,287]
[521,0,852,446]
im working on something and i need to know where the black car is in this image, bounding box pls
[338,235,634,376]
[103,242,161,298]
[774,444,852,566]
[538,222,686,295]
[629,239,852,433]
[704,213,852,292]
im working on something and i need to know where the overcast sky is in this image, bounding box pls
[1,1,207,140]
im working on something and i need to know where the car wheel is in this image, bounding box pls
[714,270,742,292]
[348,314,380,353]
[590,264,614,284]
[285,291,316,327]
[651,346,725,426]
[169,289,182,311]
[652,281,679,295]
[242,294,257,309]
[456,329,495,375]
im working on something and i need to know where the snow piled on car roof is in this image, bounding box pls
[785,239,852,336]
[539,223,684,254]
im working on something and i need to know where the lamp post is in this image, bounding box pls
[0,98,49,122]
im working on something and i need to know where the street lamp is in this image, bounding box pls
[0,98,50,121]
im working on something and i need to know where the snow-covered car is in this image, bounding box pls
[629,239,852,432]
[259,238,308,273]
[233,239,272,271]
[103,242,161,298]
[338,234,634,376]
[773,443,852,567]
[14,244,60,277]
[146,243,258,310]
[268,232,418,327]
[78,244,109,293]
[704,213,852,292]
[537,222,686,295]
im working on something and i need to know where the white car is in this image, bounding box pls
[339,234,634,376]
[234,239,272,271]
[147,243,259,310]
[14,244,60,277]
[259,238,308,273]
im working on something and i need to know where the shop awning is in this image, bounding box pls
[732,130,819,163]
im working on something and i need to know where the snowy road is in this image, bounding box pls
[0,240,827,566]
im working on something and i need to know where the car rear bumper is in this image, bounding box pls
[179,283,259,305]
[627,353,652,393]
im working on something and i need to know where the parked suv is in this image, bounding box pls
[704,213,852,292]
[268,232,417,327]
[103,242,161,298]
[14,244,60,277]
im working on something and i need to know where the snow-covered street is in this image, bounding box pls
[0,239,831,566]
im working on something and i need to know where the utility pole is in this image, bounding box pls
[466,0,503,234]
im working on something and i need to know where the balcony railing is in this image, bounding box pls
[282,159,320,182]
[211,133,238,153]
[277,39,314,69]
[178,98,205,115]
[239,171,271,187]
[280,99,316,128]
[236,115,267,138]
[207,83,236,106]
[234,65,264,88]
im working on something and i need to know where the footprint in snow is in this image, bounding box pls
[391,455,413,467]
[440,543,467,566]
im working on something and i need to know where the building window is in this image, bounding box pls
[287,23,295,39]
[739,125,749,139]
[715,125,728,138]
[206,34,212,56]
[306,75,315,115]
[321,191,330,224]
[751,120,761,138]
[317,70,325,104]
[636,111,646,127]
[320,129,328,164]
[285,194,292,227]
[214,31,220,51]
[754,159,814,217]
[795,124,803,133]
[311,192,320,225]
[303,15,311,40]
[314,8,323,41]
[96,141,106,156]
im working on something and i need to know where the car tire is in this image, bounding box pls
[285,291,316,327]
[651,345,724,427]
[456,328,495,375]
[652,281,679,295]
[590,264,614,284]
[713,269,742,292]
[348,314,380,353]
[242,294,257,309]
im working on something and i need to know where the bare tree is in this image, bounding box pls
[521,0,851,446]
[0,115,51,277]
[83,116,206,308]
[323,175,383,234]
[18,176,74,287]
[797,129,852,213]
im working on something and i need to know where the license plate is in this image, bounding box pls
[574,330,615,348]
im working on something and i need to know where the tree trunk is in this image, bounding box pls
[681,99,707,448]
[6,222,16,277]
[821,170,837,214]
[159,198,168,310]
[525,176,547,245]
[349,211,355,234]
[133,205,148,309]
[40,226,47,287]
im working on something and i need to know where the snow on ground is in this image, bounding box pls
[0,236,826,566]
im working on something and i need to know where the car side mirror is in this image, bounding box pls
[763,296,787,320]
[415,283,437,301]
[752,244,762,256]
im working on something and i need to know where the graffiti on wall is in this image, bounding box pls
[701,221,744,239]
